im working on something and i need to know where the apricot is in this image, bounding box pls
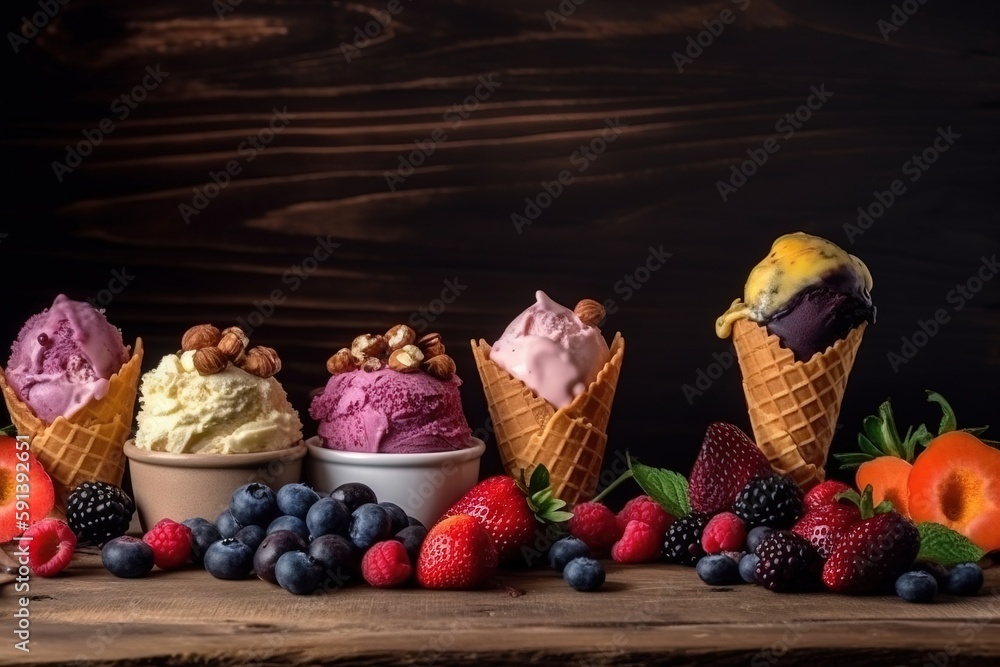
[908,431,1000,553]
[856,456,913,517]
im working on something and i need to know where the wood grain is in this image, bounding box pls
[4,551,999,666]
[2,0,999,485]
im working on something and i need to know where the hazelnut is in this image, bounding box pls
[385,324,417,351]
[388,345,424,373]
[218,327,249,363]
[193,347,228,375]
[423,354,456,381]
[181,324,221,351]
[360,356,385,373]
[326,348,356,375]
[417,333,445,359]
[241,346,281,378]
[574,299,606,327]
[351,334,388,362]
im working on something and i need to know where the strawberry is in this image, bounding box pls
[821,486,919,594]
[416,514,498,589]
[688,422,772,515]
[803,480,853,512]
[791,503,861,559]
[441,466,572,563]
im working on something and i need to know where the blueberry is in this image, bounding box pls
[102,536,155,578]
[549,537,591,573]
[230,483,279,527]
[183,518,221,566]
[267,515,311,543]
[254,530,307,585]
[349,503,393,551]
[946,563,984,596]
[276,483,321,520]
[896,571,938,603]
[739,553,759,583]
[215,509,243,539]
[275,551,326,595]
[309,534,359,589]
[911,560,950,588]
[204,538,255,580]
[330,482,377,512]
[407,516,426,530]
[697,555,742,586]
[235,524,266,552]
[394,526,428,564]
[563,557,605,592]
[746,526,773,554]
[306,497,351,539]
[379,502,408,534]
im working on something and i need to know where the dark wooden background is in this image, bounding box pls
[2,0,998,497]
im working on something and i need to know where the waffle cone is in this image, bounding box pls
[732,320,864,490]
[0,339,144,502]
[471,334,624,505]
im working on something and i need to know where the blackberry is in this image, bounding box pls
[66,481,135,546]
[733,475,803,529]
[662,514,709,566]
[753,530,821,592]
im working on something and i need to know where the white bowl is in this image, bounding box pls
[304,437,486,527]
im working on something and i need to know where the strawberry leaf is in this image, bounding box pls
[528,465,550,497]
[917,522,985,568]
[927,391,958,436]
[628,454,690,518]
[0,424,15,437]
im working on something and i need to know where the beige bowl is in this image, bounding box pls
[124,440,306,530]
[305,437,486,527]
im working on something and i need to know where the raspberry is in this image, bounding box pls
[701,512,746,554]
[616,496,675,538]
[24,519,76,577]
[568,502,620,554]
[803,481,852,512]
[362,540,413,588]
[611,520,661,564]
[143,519,193,570]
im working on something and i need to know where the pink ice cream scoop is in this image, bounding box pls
[309,369,472,453]
[6,294,129,423]
[490,290,611,409]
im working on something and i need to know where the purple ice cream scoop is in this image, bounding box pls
[6,294,129,422]
[764,286,875,361]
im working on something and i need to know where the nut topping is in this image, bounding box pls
[241,346,281,378]
[388,345,424,373]
[193,347,228,375]
[416,333,445,359]
[422,354,456,381]
[574,299,606,327]
[181,324,221,351]
[385,324,417,351]
[351,334,388,362]
[326,348,356,375]
[360,356,385,373]
[218,328,249,363]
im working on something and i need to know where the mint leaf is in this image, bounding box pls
[917,522,985,568]
[629,458,690,518]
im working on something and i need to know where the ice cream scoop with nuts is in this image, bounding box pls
[310,325,472,453]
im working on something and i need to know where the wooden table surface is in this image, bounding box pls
[4,550,998,666]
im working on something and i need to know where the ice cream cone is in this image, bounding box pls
[0,339,144,502]
[731,320,864,490]
[471,334,624,504]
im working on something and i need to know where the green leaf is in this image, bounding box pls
[905,424,934,456]
[917,522,985,568]
[877,402,905,458]
[629,457,690,518]
[0,424,15,437]
[873,500,895,514]
[926,391,958,436]
[834,452,873,469]
[857,435,882,458]
[529,465,550,496]
[963,426,990,437]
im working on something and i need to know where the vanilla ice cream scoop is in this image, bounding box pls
[490,291,611,409]
[135,351,303,454]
